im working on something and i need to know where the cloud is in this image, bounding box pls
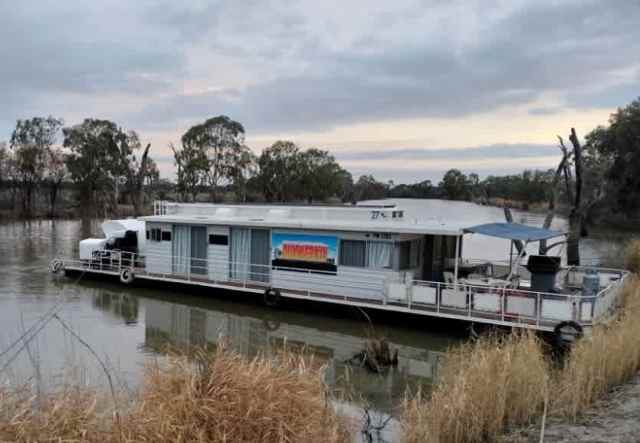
[335,144,557,161]
[0,0,186,131]
[126,0,640,133]
[1,0,639,179]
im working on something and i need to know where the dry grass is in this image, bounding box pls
[624,239,640,274]
[402,332,549,443]
[402,270,640,443]
[551,275,640,418]
[0,349,349,442]
[0,384,121,442]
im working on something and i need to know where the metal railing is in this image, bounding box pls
[57,249,628,330]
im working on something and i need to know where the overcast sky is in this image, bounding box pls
[1,0,638,183]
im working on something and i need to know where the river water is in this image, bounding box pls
[0,199,631,427]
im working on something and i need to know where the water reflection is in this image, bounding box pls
[139,295,449,412]
[92,291,140,326]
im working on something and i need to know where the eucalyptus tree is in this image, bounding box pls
[64,119,147,216]
[299,148,347,203]
[9,116,63,216]
[171,142,208,202]
[180,115,246,202]
[0,141,7,186]
[353,175,388,201]
[44,146,67,217]
[230,145,257,202]
[257,140,304,202]
[583,98,640,215]
[439,169,471,201]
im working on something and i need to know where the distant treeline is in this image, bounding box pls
[1,98,639,221]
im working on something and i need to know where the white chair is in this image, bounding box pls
[443,271,455,286]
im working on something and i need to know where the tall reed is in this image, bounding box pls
[0,348,349,442]
[624,239,640,274]
[402,332,548,443]
[552,275,640,418]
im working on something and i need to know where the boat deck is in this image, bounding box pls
[56,253,628,333]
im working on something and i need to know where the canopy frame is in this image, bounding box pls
[463,222,565,243]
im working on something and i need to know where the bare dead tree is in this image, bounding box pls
[130,143,151,216]
[566,128,584,265]
[540,128,585,264]
[539,137,573,254]
[503,206,525,255]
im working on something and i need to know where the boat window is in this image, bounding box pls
[366,241,392,269]
[146,230,150,240]
[397,241,411,269]
[340,240,366,267]
[209,234,229,246]
[161,231,172,241]
[149,228,162,242]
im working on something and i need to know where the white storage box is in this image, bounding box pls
[79,238,106,260]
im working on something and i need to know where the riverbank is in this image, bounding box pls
[507,372,640,442]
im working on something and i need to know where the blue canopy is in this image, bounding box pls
[463,222,565,242]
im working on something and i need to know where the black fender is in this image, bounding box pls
[553,320,584,349]
[120,268,135,284]
[264,287,281,308]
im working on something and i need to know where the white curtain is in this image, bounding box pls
[172,225,191,274]
[230,228,251,281]
[367,241,392,269]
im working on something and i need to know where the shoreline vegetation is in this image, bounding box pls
[402,240,640,443]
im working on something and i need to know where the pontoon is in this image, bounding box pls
[51,201,628,334]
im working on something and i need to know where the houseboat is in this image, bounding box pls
[50,201,628,335]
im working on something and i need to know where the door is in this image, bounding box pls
[190,226,207,275]
[172,225,191,275]
[250,229,270,282]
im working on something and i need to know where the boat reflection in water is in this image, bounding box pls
[131,293,455,413]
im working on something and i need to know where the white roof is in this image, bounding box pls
[102,219,146,249]
[140,203,465,236]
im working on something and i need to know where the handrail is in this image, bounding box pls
[57,248,628,330]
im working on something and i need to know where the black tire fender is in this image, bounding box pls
[120,268,135,285]
[264,287,281,308]
[553,320,584,348]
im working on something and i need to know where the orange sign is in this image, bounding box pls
[281,242,328,263]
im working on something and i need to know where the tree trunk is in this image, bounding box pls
[567,211,581,265]
[49,182,59,218]
[23,184,33,218]
[566,128,583,266]
[540,137,571,254]
[132,144,151,216]
[503,207,525,255]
